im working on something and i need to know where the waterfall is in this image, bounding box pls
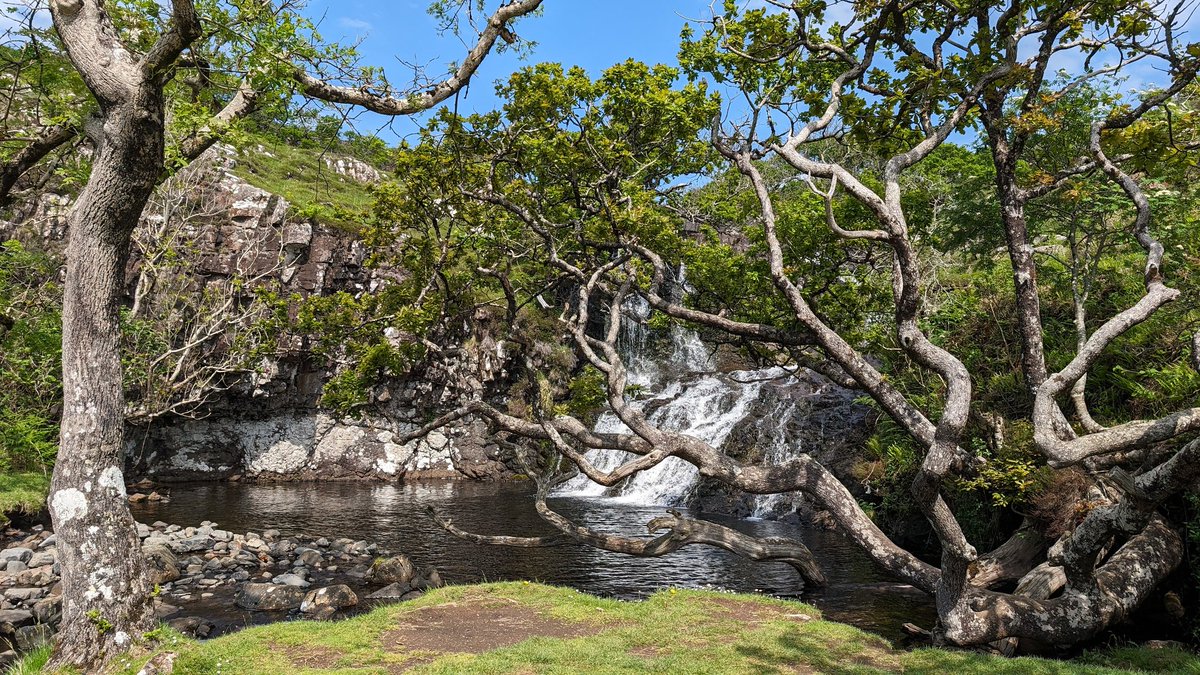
[618,294,711,388]
[558,372,771,505]
[554,293,799,510]
[555,278,866,515]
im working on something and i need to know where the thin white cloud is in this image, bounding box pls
[338,16,373,32]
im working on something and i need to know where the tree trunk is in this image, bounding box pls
[997,187,1048,391]
[48,95,165,669]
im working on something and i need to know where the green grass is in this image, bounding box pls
[231,136,380,232]
[67,582,1198,675]
[3,644,52,675]
[0,472,50,525]
[1079,644,1200,673]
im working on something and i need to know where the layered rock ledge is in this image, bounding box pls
[0,519,445,666]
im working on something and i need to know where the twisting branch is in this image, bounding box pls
[178,80,259,161]
[294,0,543,115]
[1032,106,1200,466]
[428,492,828,586]
[426,506,570,547]
[141,0,203,82]
[0,123,77,203]
[804,175,888,241]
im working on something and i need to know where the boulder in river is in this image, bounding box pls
[414,567,444,590]
[300,585,358,614]
[366,582,411,599]
[144,545,181,585]
[0,548,32,564]
[365,554,415,585]
[234,583,306,611]
[168,616,215,638]
[171,535,214,554]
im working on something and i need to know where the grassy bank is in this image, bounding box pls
[14,582,1196,674]
[0,472,49,525]
[231,137,377,232]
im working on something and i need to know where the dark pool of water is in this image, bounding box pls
[131,480,934,641]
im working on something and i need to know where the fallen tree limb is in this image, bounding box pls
[428,502,827,587]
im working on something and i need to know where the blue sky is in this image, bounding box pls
[302,0,718,141]
[302,1,1200,145]
[1,1,1195,143]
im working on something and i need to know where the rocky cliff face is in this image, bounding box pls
[138,147,516,482]
[2,144,515,483]
[126,411,509,482]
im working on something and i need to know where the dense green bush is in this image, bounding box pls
[0,241,62,475]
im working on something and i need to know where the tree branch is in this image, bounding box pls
[0,123,77,203]
[295,0,543,115]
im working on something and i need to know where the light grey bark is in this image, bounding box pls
[47,0,201,666]
[293,0,543,115]
[431,502,828,586]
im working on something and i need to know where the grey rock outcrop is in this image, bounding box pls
[4,141,521,485]
[129,411,509,481]
[299,584,358,613]
[323,156,381,184]
[110,146,515,482]
[234,583,307,611]
[364,555,416,586]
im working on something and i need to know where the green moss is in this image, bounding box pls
[0,472,50,524]
[230,136,379,233]
[89,582,1200,675]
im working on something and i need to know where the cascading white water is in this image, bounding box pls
[558,372,772,505]
[556,273,855,514]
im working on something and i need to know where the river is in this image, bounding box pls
[130,479,933,641]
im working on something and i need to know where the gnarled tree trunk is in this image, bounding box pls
[50,94,166,664]
[37,0,544,668]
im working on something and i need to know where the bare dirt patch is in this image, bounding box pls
[704,597,813,626]
[278,643,347,669]
[628,645,665,660]
[384,598,600,656]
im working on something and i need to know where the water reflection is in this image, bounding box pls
[131,480,933,640]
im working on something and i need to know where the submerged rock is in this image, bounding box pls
[296,549,323,567]
[366,582,411,599]
[273,573,310,588]
[418,568,444,590]
[167,616,214,638]
[235,583,306,611]
[300,585,358,614]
